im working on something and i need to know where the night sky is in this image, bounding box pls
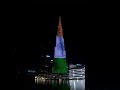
[8,9,115,71]
[9,13,90,69]
[23,16,87,63]
[32,1,88,4]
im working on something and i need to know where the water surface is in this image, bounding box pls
[35,79,85,90]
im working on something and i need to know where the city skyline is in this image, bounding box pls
[11,9,119,90]
[12,15,88,68]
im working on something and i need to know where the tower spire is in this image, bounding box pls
[57,16,63,37]
[58,16,61,25]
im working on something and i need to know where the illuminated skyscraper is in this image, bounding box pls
[52,16,68,74]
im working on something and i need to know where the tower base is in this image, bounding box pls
[52,58,68,74]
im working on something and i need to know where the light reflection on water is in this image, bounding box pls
[35,79,85,90]
[69,80,85,90]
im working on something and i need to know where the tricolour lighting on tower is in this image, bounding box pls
[52,16,68,74]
